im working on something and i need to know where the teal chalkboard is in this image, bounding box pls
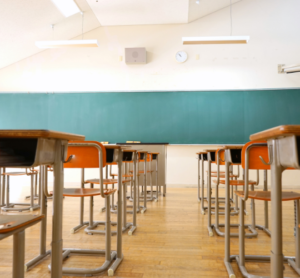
[0,90,300,144]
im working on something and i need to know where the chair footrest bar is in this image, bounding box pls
[84,221,129,236]
[71,221,90,234]
[25,251,51,271]
[48,249,118,276]
[108,255,123,277]
[214,225,258,238]
[228,255,295,278]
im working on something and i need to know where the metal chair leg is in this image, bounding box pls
[13,230,25,278]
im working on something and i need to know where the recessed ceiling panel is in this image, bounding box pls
[188,0,242,23]
[86,0,190,26]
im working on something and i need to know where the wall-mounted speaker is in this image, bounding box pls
[125,48,147,64]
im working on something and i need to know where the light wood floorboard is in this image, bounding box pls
[0,187,299,277]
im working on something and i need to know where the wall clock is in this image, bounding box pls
[175,51,188,63]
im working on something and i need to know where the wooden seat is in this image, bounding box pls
[63,188,117,197]
[129,170,153,173]
[0,214,45,278]
[235,190,300,201]
[110,174,133,178]
[210,173,237,178]
[2,171,34,176]
[207,170,225,174]
[0,215,44,233]
[214,179,257,186]
[86,178,131,184]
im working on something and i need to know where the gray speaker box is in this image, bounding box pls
[125,48,147,64]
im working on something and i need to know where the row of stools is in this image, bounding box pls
[197,127,300,278]
[0,141,161,277]
[0,167,40,212]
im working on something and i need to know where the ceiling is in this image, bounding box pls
[0,0,242,70]
[86,0,241,26]
[0,0,99,70]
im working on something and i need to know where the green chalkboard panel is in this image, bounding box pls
[0,89,299,144]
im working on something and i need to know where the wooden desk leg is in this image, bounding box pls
[156,157,159,202]
[270,140,284,278]
[1,168,5,206]
[25,166,51,271]
[129,152,137,235]
[13,230,25,278]
[207,160,213,237]
[143,158,147,211]
[0,167,2,207]
[108,150,124,276]
[51,140,66,278]
[224,158,235,278]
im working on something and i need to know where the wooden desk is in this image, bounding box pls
[249,125,300,278]
[0,130,84,278]
[117,143,168,197]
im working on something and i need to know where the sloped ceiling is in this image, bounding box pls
[0,0,100,69]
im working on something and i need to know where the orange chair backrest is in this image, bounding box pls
[64,141,106,169]
[241,141,269,170]
[147,153,152,162]
[216,149,226,166]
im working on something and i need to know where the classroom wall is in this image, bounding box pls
[0,0,299,91]
[1,0,300,188]
[167,145,300,188]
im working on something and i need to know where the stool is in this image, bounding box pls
[197,152,209,214]
[48,141,123,276]
[205,149,238,236]
[97,147,139,235]
[234,190,300,277]
[25,168,39,201]
[224,140,279,277]
[1,168,40,212]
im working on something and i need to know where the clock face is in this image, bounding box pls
[175,51,188,63]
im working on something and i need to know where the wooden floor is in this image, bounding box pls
[0,187,299,278]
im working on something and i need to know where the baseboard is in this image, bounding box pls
[166,184,300,190]
[42,182,300,190]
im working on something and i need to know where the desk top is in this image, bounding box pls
[116,143,169,145]
[250,125,300,141]
[104,145,132,149]
[204,149,217,152]
[0,214,44,233]
[223,145,243,149]
[0,130,85,141]
[123,149,138,152]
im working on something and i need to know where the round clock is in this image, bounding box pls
[175,51,188,63]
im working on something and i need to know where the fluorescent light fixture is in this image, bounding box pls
[278,64,300,74]
[35,39,100,48]
[182,36,250,45]
[51,0,81,17]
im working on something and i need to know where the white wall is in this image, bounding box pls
[167,145,300,187]
[1,0,300,187]
[0,0,299,91]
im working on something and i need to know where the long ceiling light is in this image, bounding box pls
[182,0,250,45]
[182,36,249,45]
[35,39,100,48]
[278,64,300,74]
[35,13,100,48]
[51,0,81,18]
